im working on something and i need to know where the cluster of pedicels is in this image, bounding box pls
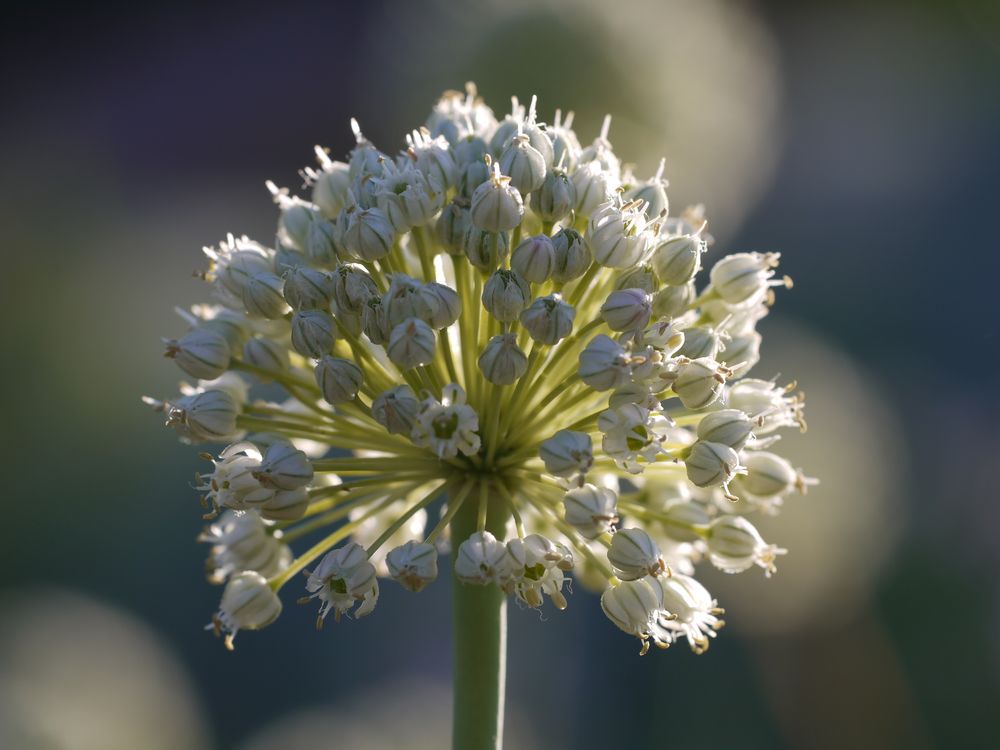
[146,84,813,654]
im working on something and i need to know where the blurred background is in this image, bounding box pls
[2,0,998,747]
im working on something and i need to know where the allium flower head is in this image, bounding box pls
[147,85,813,654]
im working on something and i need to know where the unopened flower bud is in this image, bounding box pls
[587,201,651,269]
[213,571,282,649]
[470,162,524,232]
[386,540,439,592]
[608,527,665,580]
[520,294,575,344]
[511,234,556,283]
[333,264,378,314]
[652,281,695,317]
[478,333,527,385]
[628,159,670,218]
[166,390,240,442]
[600,288,652,332]
[375,163,444,232]
[572,161,617,217]
[290,309,336,358]
[254,440,313,490]
[310,157,351,219]
[684,440,744,491]
[678,325,725,360]
[563,483,619,538]
[305,219,339,266]
[540,430,593,479]
[462,227,510,272]
[200,510,290,583]
[650,235,705,286]
[672,357,729,409]
[361,296,390,345]
[600,577,672,653]
[387,318,436,369]
[283,266,335,310]
[455,531,508,584]
[277,199,321,252]
[241,272,288,319]
[273,244,309,277]
[532,167,576,223]
[242,336,288,373]
[578,335,631,391]
[736,451,812,497]
[719,330,762,377]
[418,282,461,329]
[660,499,710,543]
[371,384,420,435]
[550,228,591,282]
[342,206,396,261]
[164,328,231,380]
[435,199,471,254]
[459,158,491,200]
[615,264,659,294]
[697,409,754,451]
[482,269,530,322]
[498,134,546,195]
[707,515,785,576]
[315,355,364,403]
[259,486,309,522]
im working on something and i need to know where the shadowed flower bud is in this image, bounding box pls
[463,227,510,272]
[165,390,241,443]
[498,134,547,195]
[455,531,508,584]
[564,483,619,538]
[478,333,527,385]
[482,269,530,322]
[601,288,652,332]
[435,199,471,254]
[735,451,815,497]
[387,318,436,369]
[372,384,420,435]
[418,282,461,329]
[511,234,556,283]
[697,409,754,451]
[254,440,313,490]
[520,294,575,345]
[707,515,786,576]
[242,337,288,374]
[283,266,335,310]
[650,235,705,286]
[387,540,439,591]
[212,571,283,650]
[652,281,696,317]
[342,206,396,261]
[305,542,380,624]
[608,528,665,580]
[579,335,631,391]
[540,430,593,480]
[470,161,524,232]
[333,264,378,314]
[588,200,651,269]
[532,167,576,223]
[242,272,288,319]
[291,309,336,358]
[550,227,591,282]
[164,328,231,380]
[684,441,745,497]
[315,355,364,403]
[200,510,291,583]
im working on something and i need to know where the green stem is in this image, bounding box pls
[450,484,510,750]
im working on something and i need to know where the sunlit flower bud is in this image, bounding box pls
[386,540,439,592]
[405,128,458,188]
[455,531,508,585]
[587,201,651,269]
[387,318,436,369]
[310,153,351,219]
[212,571,282,649]
[719,330,762,377]
[341,206,396,261]
[615,264,659,294]
[672,357,729,409]
[572,161,617,217]
[418,282,461,329]
[375,162,445,232]
[259,486,309,521]
[462,226,510,272]
[305,542,380,623]
[315,355,364,403]
[578,334,631,391]
[290,309,336,358]
[165,390,240,443]
[707,515,786,576]
[608,527,665,580]
[489,98,525,155]
[697,409,754,451]
[482,269,531,322]
[372,384,420,435]
[709,252,786,307]
[252,440,313,490]
[510,235,555,283]
[412,383,480,458]
[242,336,288,373]
[652,281,696,317]
[684,440,745,493]
[333,264,378,314]
[276,198,322,252]
[659,499,710,543]
[347,119,389,179]
[200,510,291,583]
[563,483,619,538]
[531,167,576,223]
[600,288,652,332]
[650,235,705,286]
[470,161,524,232]
[435,199,472,254]
[305,219,340,267]
[639,319,684,354]
[498,134,546,195]
[628,159,670,218]
[540,430,593,480]
[600,577,674,654]
[477,333,527,385]
[164,328,231,380]
[520,294,575,345]
[204,235,273,302]
[282,266,335,310]
[361,296,390,345]
[550,227,591,282]
[736,451,814,497]
[678,325,725,360]
[547,109,582,170]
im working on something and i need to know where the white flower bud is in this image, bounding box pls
[707,515,785,576]
[212,571,282,649]
[361,296,390,345]
[600,577,674,653]
[290,309,336,358]
[305,219,339,267]
[684,440,744,491]
[374,161,444,232]
[314,355,364,403]
[677,325,725,360]
[539,430,593,480]
[470,162,524,232]
[659,499,710,543]
[387,318,436,369]
[435,199,471,254]
[650,235,705,286]
[310,156,351,219]
[455,531,508,585]
[672,357,729,409]
[548,109,582,170]
[384,274,428,328]
[696,409,754,450]
[498,134,546,195]
[709,252,785,307]
[371,384,420,435]
[273,244,309,277]
[282,266,335,310]
[481,269,530,322]
[341,206,396,261]
[531,167,576,223]
[511,234,556,283]
[459,158,491,200]
[563,483,619,538]
[608,527,665,580]
[199,308,252,349]
[259,486,309,522]
[253,440,313,490]
[628,159,670,218]
[242,336,288,373]
[200,510,291,583]
[204,236,272,301]
[719,330,762,377]
[600,288,652,332]
[652,281,695,317]
[550,227,591,282]
[478,333,527,385]
[520,294,575,345]
[333,264,378,314]
[571,160,617,217]
[386,540,439,592]
[453,133,490,166]
[164,328,231,380]
[277,199,322,251]
[578,334,631,391]
[736,451,811,497]
[406,129,458,188]
[615,264,659,294]
[462,227,510,272]
[418,282,461,329]
[305,542,380,623]
[165,390,240,443]
[587,200,651,269]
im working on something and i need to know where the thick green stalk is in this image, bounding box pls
[450,486,510,750]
